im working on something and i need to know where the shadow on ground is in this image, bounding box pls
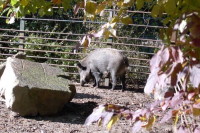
[96,85,144,93]
[26,101,98,125]
[74,92,102,99]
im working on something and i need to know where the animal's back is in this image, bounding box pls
[87,48,123,62]
[86,48,127,74]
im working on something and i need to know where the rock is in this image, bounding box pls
[0,52,26,79]
[0,62,6,78]
[0,62,6,97]
[12,51,26,59]
[0,57,76,116]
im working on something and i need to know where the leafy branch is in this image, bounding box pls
[85,89,200,132]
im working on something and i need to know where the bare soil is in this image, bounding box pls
[0,84,173,133]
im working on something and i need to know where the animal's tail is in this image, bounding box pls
[123,56,130,71]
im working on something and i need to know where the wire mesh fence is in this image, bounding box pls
[0,8,165,87]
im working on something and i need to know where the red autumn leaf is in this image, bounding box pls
[190,38,200,47]
[170,46,184,63]
[52,0,62,5]
[170,63,183,86]
[164,91,174,98]
[73,2,84,15]
[189,15,200,39]
[121,110,132,120]
[144,46,184,98]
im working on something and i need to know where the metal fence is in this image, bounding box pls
[0,8,165,87]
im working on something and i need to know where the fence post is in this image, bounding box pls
[19,17,25,51]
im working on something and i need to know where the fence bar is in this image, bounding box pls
[0,45,155,56]
[19,17,25,50]
[0,16,167,29]
[0,28,163,42]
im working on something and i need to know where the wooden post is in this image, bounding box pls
[170,30,177,44]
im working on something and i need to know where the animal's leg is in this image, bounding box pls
[92,72,101,88]
[120,74,126,91]
[111,71,117,90]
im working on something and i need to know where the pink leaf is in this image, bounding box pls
[188,92,195,100]
[132,121,145,133]
[160,110,172,123]
[132,109,142,121]
[149,46,165,71]
[84,105,105,125]
[177,66,189,91]
[102,112,114,126]
[150,100,160,111]
[189,64,200,88]
[170,46,184,63]
[90,29,104,38]
[73,4,80,15]
[193,103,200,109]
[80,35,87,45]
[121,110,133,120]
[144,69,159,95]
[161,100,170,111]
[177,126,190,133]
[170,92,184,108]
[194,126,200,133]
[160,97,171,111]
[159,47,170,67]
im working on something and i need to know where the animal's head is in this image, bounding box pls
[77,62,92,86]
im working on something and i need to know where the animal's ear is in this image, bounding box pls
[77,62,87,70]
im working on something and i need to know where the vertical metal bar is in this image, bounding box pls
[19,17,25,51]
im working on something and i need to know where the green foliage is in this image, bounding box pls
[0,0,79,24]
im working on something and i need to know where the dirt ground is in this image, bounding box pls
[0,84,173,133]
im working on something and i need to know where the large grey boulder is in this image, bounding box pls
[0,57,76,116]
[0,52,26,79]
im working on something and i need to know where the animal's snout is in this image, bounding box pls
[80,80,85,86]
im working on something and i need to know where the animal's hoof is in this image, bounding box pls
[92,84,96,87]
